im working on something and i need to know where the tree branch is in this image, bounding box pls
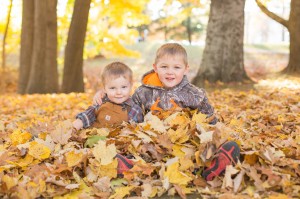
[255,0,289,28]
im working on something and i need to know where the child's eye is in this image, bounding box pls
[161,65,167,68]
[122,86,127,89]
[109,87,115,90]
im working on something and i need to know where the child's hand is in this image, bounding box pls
[73,119,83,131]
[93,90,105,105]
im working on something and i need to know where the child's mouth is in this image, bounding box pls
[166,77,174,81]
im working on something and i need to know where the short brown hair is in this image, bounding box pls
[154,43,188,66]
[101,62,132,86]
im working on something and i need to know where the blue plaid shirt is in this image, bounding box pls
[76,96,144,128]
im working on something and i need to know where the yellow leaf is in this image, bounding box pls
[167,125,189,144]
[9,130,32,146]
[144,112,168,133]
[166,112,189,127]
[172,144,185,158]
[164,162,192,185]
[109,186,134,199]
[268,194,290,199]
[65,150,84,167]
[97,159,118,179]
[28,141,51,160]
[7,154,34,167]
[179,157,194,171]
[2,175,18,190]
[92,140,117,165]
[229,119,244,127]
[50,120,73,145]
[192,112,207,124]
[38,132,48,140]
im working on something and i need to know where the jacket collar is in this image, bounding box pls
[141,69,190,91]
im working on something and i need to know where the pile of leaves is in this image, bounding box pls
[0,88,299,198]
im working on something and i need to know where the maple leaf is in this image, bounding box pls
[92,140,117,165]
[49,120,73,145]
[2,175,18,190]
[109,186,134,199]
[65,150,86,167]
[93,176,111,192]
[9,130,32,146]
[84,135,106,148]
[222,165,240,189]
[144,112,168,133]
[28,141,51,160]
[91,158,118,179]
[192,112,207,125]
[164,162,192,185]
[7,154,34,168]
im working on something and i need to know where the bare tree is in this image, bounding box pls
[193,0,249,87]
[256,0,300,74]
[26,0,58,93]
[2,0,13,70]
[62,0,91,93]
[18,0,34,94]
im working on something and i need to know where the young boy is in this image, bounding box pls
[73,62,143,130]
[73,62,143,177]
[93,44,240,181]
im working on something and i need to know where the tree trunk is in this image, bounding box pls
[62,0,91,93]
[2,0,13,70]
[285,0,300,74]
[256,0,300,74]
[192,0,248,87]
[26,0,47,93]
[45,0,58,92]
[186,16,192,45]
[25,0,58,94]
[18,0,34,94]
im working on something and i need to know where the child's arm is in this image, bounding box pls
[197,95,218,125]
[93,90,106,105]
[128,103,144,123]
[73,105,99,130]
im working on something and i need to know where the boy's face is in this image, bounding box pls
[153,54,189,88]
[104,76,132,104]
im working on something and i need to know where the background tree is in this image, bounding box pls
[62,0,91,93]
[153,0,205,43]
[1,0,13,70]
[256,0,300,74]
[26,0,58,94]
[18,0,34,94]
[193,0,249,87]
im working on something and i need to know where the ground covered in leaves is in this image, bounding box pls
[0,83,300,199]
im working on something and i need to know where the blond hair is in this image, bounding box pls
[101,62,132,86]
[154,43,188,66]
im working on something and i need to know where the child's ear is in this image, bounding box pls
[184,65,189,75]
[153,64,158,72]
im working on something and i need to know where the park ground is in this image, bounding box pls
[0,42,299,198]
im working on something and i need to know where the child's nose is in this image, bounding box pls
[116,89,122,94]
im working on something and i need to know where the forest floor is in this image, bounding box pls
[0,42,299,198]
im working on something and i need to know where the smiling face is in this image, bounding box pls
[153,54,189,88]
[103,76,132,104]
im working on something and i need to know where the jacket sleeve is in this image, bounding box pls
[197,94,218,125]
[128,104,144,123]
[76,104,100,128]
[190,86,217,125]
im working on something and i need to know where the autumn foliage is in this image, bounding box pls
[0,87,299,198]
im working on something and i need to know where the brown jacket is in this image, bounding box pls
[132,70,217,124]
